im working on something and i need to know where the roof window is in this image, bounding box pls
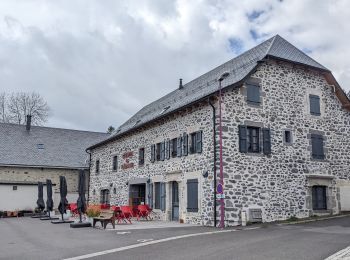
[37,144,45,149]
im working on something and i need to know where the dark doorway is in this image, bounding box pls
[100,189,110,204]
[172,182,179,221]
[129,184,146,206]
[312,186,327,210]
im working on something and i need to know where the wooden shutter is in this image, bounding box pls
[160,142,165,161]
[238,125,247,153]
[195,131,202,153]
[262,128,271,155]
[247,84,260,103]
[154,183,160,209]
[311,134,324,159]
[309,95,321,115]
[160,182,166,211]
[165,139,170,159]
[151,144,155,162]
[187,179,198,212]
[148,182,153,209]
[177,137,182,157]
[183,133,188,156]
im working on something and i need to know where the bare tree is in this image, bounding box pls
[1,92,50,125]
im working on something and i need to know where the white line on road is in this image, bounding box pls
[324,246,350,260]
[63,229,239,260]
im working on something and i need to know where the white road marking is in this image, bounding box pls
[137,239,154,243]
[116,231,131,235]
[63,229,240,260]
[324,246,350,260]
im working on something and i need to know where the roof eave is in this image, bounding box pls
[0,163,88,170]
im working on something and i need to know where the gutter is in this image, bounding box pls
[208,97,217,227]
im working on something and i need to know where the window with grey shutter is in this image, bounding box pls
[311,134,325,159]
[247,84,260,104]
[148,182,153,209]
[195,131,202,153]
[187,179,198,212]
[309,95,321,116]
[262,128,271,155]
[154,182,160,209]
[160,142,165,161]
[183,133,188,156]
[95,160,100,173]
[112,156,118,171]
[238,125,247,153]
[177,137,182,157]
[139,148,145,165]
[160,182,166,211]
[151,144,155,163]
[171,138,177,157]
[165,140,170,159]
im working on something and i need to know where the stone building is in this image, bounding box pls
[0,120,108,211]
[87,35,350,226]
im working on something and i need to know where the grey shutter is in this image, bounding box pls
[160,142,165,161]
[183,133,188,156]
[262,128,271,155]
[247,84,260,103]
[238,125,247,153]
[311,134,324,159]
[160,182,166,211]
[177,137,182,157]
[309,95,321,115]
[187,179,198,212]
[169,139,174,157]
[165,140,170,159]
[148,183,153,209]
[151,144,155,162]
[195,131,202,153]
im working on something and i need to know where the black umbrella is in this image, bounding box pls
[36,182,45,212]
[40,179,58,220]
[52,176,73,224]
[76,170,87,222]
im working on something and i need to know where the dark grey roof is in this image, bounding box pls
[0,123,109,169]
[88,35,330,149]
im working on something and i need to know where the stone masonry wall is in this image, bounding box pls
[90,60,350,226]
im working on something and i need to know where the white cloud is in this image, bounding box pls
[0,0,349,132]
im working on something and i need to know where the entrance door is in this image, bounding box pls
[172,182,179,221]
[129,184,146,206]
[312,186,327,210]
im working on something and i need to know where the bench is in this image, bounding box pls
[93,210,115,229]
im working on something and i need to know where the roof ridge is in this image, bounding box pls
[265,34,278,56]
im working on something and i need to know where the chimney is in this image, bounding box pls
[179,78,183,90]
[26,115,32,131]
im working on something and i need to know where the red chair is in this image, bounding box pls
[145,204,153,220]
[100,204,110,210]
[117,206,133,224]
[137,205,151,221]
[69,203,79,217]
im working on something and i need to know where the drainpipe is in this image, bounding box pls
[85,148,92,205]
[208,98,217,227]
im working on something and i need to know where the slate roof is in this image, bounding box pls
[0,123,109,169]
[88,35,333,149]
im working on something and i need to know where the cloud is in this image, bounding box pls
[0,0,349,132]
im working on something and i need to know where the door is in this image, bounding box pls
[172,182,179,221]
[312,186,327,210]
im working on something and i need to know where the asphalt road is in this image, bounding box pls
[1,216,350,260]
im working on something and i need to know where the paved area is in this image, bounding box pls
[1,216,350,260]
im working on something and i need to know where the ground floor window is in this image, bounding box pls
[100,189,110,204]
[129,184,146,206]
[312,185,327,210]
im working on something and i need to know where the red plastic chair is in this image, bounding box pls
[100,204,110,210]
[117,206,133,224]
[69,203,79,217]
[137,205,151,221]
[145,204,153,220]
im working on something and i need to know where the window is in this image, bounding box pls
[312,186,327,210]
[311,134,325,159]
[309,95,321,116]
[139,148,145,165]
[156,143,161,161]
[247,127,260,153]
[247,84,260,104]
[37,144,45,149]
[112,156,118,171]
[151,144,156,162]
[171,138,177,158]
[284,130,292,144]
[154,182,166,211]
[189,131,202,154]
[95,160,100,174]
[183,133,188,156]
[239,125,271,154]
[100,189,110,204]
[13,185,17,191]
[187,179,198,212]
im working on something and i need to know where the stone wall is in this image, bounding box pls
[89,60,350,226]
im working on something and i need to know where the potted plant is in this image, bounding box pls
[86,206,100,224]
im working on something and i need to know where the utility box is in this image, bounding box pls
[248,208,262,223]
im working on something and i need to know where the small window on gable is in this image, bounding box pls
[309,95,321,116]
[284,130,292,144]
[139,148,145,166]
[95,160,100,174]
[247,84,260,104]
[37,144,45,149]
[112,156,118,171]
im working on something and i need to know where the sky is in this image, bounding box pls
[0,0,349,132]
